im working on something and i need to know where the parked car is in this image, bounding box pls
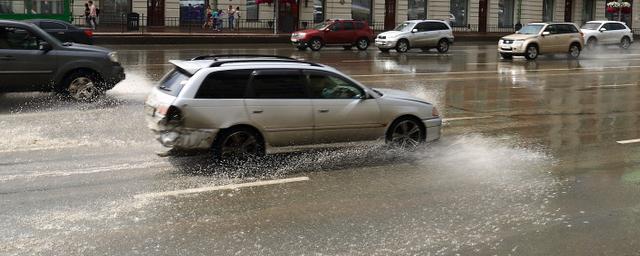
[375,20,454,53]
[291,19,375,51]
[0,20,124,100]
[498,22,584,60]
[581,21,633,49]
[145,55,442,159]
[25,19,93,45]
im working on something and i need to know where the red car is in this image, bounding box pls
[291,20,375,51]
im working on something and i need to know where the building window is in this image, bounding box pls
[498,0,514,28]
[0,0,65,14]
[246,0,258,21]
[543,0,554,22]
[408,0,427,20]
[606,0,632,27]
[313,0,324,23]
[352,0,372,23]
[180,0,206,23]
[450,0,468,26]
[582,0,594,23]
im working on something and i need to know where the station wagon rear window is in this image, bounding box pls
[158,68,191,96]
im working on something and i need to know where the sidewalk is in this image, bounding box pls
[92,26,509,44]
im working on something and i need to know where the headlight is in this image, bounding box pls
[108,52,119,63]
[512,40,524,46]
[293,32,305,39]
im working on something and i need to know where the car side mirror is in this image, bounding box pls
[599,28,607,32]
[542,31,550,36]
[38,41,52,51]
[411,28,418,33]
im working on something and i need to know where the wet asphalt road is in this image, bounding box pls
[1,43,640,255]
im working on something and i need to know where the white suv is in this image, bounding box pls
[581,21,634,49]
[375,20,454,53]
[145,55,442,158]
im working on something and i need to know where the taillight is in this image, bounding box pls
[84,29,93,38]
[432,107,440,117]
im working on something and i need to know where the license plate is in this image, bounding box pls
[145,105,156,117]
[501,47,512,50]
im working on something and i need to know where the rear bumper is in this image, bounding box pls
[423,118,442,142]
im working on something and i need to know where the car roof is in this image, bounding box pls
[0,19,33,26]
[170,55,328,75]
[24,19,72,25]
[529,22,577,25]
[405,19,447,23]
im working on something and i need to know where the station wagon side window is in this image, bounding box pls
[305,71,365,99]
[249,69,307,98]
[195,70,252,98]
[0,26,44,50]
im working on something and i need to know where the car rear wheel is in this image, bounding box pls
[356,38,369,50]
[568,43,581,59]
[395,39,409,53]
[436,39,450,53]
[212,127,265,160]
[62,70,102,101]
[524,45,538,60]
[309,38,323,51]
[500,53,513,60]
[386,117,425,150]
[587,38,597,50]
[620,37,631,49]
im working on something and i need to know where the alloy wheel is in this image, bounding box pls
[68,76,97,101]
[357,39,369,50]
[437,40,449,53]
[220,131,260,158]
[569,45,580,58]
[396,40,409,53]
[525,46,538,60]
[310,39,322,51]
[390,120,423,149]
[621,37,631,49]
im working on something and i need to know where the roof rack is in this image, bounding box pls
[209,59,323,67]
[191,54,297,61]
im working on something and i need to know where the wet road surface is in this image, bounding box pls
[1,43,640,255]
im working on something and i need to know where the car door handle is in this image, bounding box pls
[318,109,330,113]
[57,31,65,35]
[252,110,263,114]
[0,56,15,61]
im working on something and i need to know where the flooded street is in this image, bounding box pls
[1,43,640,255]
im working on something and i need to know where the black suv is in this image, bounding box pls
[0,20,124,100]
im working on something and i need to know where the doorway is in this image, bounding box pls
[564,0,573,21]
[478,0,487,32]
[148,0,165,26]
[278,0,299,33]
[384,0,396,30]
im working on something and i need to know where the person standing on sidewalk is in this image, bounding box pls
[88,1,97,30]
[217,9,225,30]
[84,3,90,27]
[227,5,235,30]
[203,5,212,29]
[234,7,241,30]
[211,9,220,31]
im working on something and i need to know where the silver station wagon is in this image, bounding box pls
[145,55,442,159]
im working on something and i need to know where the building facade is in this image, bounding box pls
[71,0,638,31]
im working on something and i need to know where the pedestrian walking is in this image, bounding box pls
[202,5,212,29]
[227,5,235,30]
[88,1,97,30]
[84,3,90,27]
[234,7,241,30]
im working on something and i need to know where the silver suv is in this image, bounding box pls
[375,20,454,53]
[145,55,442,159]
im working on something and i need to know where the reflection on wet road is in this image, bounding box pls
[1,43,639,255]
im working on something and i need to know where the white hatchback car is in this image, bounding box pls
[581,21,634,49]
[375,20,454,53]
[145,55,442,158]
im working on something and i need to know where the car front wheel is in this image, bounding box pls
[386,117,425,150]
[61,71,103,101]
[309,38,323,51]
[524,45,538,60]
[395,39,409,53]
[569,44,581,59]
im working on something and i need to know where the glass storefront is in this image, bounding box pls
[352,0,372,23]
[313,0,324,23]
[100,0,132,23]
[450,0,467,26]
[543,0,554,21]
[498,0,514,28]
[408,0,427,20]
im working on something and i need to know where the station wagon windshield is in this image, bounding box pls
[394,22,413,32]
[518,24,544,35]
[581,23,601,30]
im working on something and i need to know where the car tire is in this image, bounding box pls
[309,38,323,51]
[211,127,265,160]
[343,45,353,50]
[386,117,426,150]
[356,38,369,51]
[620,36,631,49]
[379,48,390,53]
[500,53,513,60]
[587,38,597,50]
[395,39,409,53]
[568,43,581,59]
[60,70,103,101]
[436,39,450,53]
[296,45,307,51]
[524,45,539,60]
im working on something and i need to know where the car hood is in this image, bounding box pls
[502,34,537,40]
[580,29,599,35]
[378,31,405,38]
[375,88,431,105]
[60,43,111,53]
[293,29,319,35]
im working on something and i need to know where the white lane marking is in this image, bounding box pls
[443,116,494,122]
[586,83,636,89]
[617,138,640,144]
[134,176,310,199]
[350,65,640,78]
[0,162,168,182]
